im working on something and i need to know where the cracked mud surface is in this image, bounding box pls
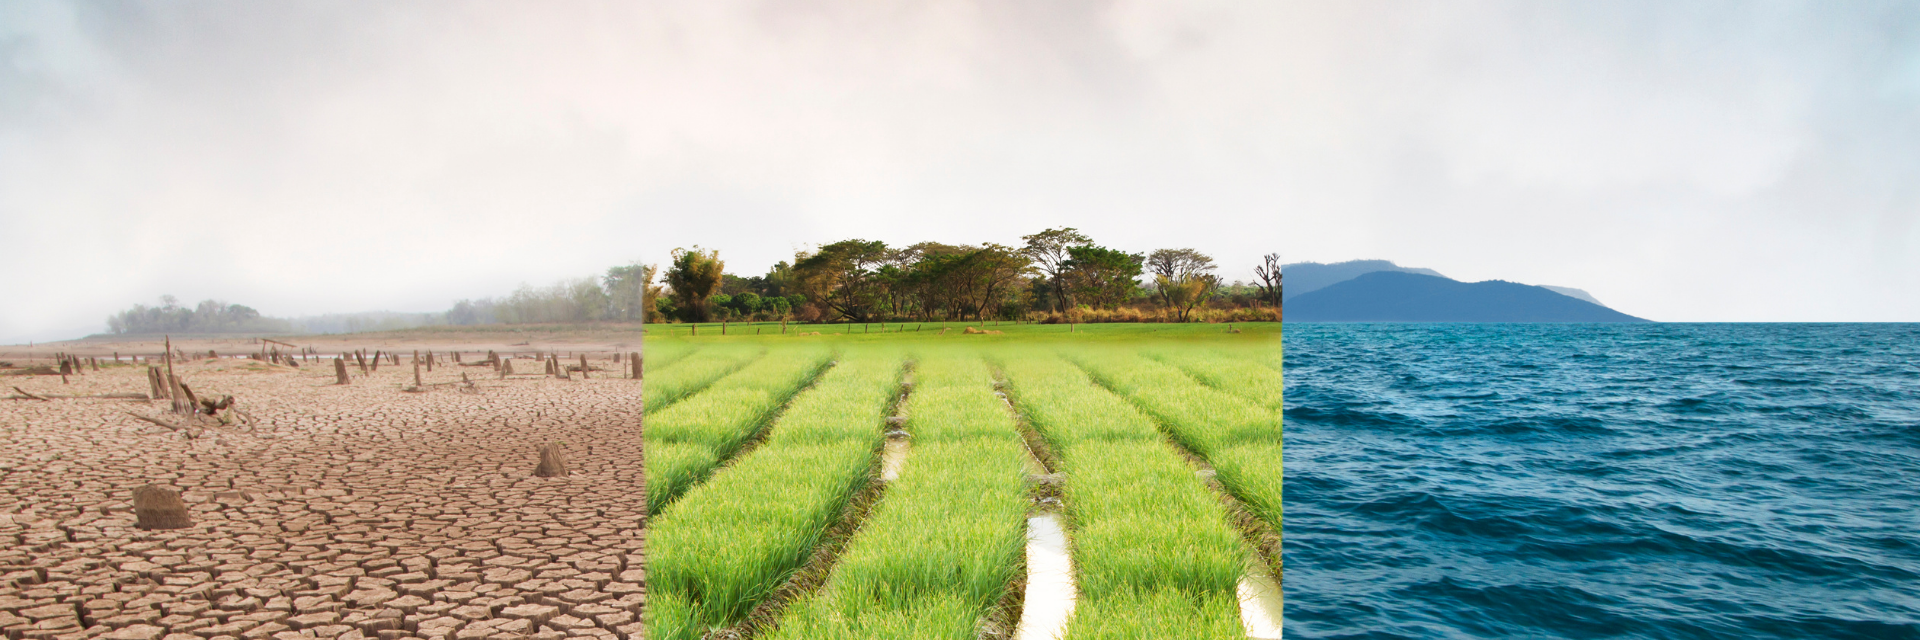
[1,356,645,640]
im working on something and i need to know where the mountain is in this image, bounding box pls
[1539,285,1604,307]
[1282,260,1447,301]
[1287,272,1650,322]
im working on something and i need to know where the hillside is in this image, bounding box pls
[1287,272,1650,322]
[1282,260,1447,301]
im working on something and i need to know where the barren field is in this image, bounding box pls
[1,343,647,640]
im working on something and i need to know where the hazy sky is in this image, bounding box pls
[3,1,1917,341]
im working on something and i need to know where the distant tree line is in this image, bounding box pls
[106,296,293,334]
[103,230,1281,334]
[649,228,1281,323]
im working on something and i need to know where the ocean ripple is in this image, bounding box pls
[1284,323,1920,639]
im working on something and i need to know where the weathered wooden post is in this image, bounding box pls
[630,352,641,380]
[334,357,350,385]
[164,337,192,414]
[578,354,589,379]
[413,358,423,387]
[426,350,434,372]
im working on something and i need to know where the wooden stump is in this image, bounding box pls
[413,359,423,387]
[334,358,350,385]
[501,359,513,378]
[133,484,192,530]
[534,443,569,477]
[630,352,641,380]
[578,354,589,379]
[146,366,167,399]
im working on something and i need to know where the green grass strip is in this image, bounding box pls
[1065,348,1282,533]
[767,353,1029,640]
[646,344,767,412]
[645,346,833,511]
[999,352,1246,639]
[1143,345,1284,410]
[647,351,904,640]
[643,341,701,372]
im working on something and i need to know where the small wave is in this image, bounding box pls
[1285,323,1920,638]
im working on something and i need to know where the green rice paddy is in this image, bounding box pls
[643,323,1280,639]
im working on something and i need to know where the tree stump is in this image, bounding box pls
[413,360,423,387]
[133,484,192,530]
[334,358,350,385]
[500,359,513,378]
[578,354,589,379]
[534,443,569,477]
[630,352,641,380]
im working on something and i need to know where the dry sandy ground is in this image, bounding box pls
[0,329,648,363]
[1,353,647,640]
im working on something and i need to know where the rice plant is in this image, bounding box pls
[766,354,1029,640]
[1064,348,1283,533]
[999,351,1248,639]
[647,352,903,640]
[645,346,832,510]
[646,344,767,411]
[1143,345,1284,410]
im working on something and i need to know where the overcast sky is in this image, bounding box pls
[3,1,1917,341]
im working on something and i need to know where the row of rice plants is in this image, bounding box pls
[1142,345,1284,410]
[644,341,701,371]
[647,350,906,640]
[645,346,834,510]
[768,352,1029,640]
[1065,348,1283,532]
[998,351,1248,638]
[647,344,767,411]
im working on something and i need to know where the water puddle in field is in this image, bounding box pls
[880,435,910,481]
[1014,514,1076,640]
[1240,555,1283,639]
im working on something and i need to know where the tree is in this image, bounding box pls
[1253,253,1281,308]
[666,247,725,322]
[1021,228,1092,312]
[792,240,891,322]
[603,263,651,321]
[1061,246,1144,309]
[1146,248,1219,312]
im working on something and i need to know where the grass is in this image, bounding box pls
[765,353,1029,640]
[1064,348,1283,533]
[642,327,1282,637]
[644,346,833,510]
[1143,345,1284,410]
[643,321,1279,345]
[646,351,904,640]
[997,351,1248,639]
[644,341,700,371]
[646,344,766,411]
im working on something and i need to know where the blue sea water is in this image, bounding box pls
[1283,323,1920,639]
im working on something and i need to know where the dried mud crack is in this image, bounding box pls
[1,356,648,640]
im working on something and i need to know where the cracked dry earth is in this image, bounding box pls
[1,358,646,640]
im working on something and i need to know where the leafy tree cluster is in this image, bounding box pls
[106,296,292,334]
[646,229,1275,323]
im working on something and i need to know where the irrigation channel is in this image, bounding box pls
[642,325,1282,640]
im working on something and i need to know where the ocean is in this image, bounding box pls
[1282,323,1920,639]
